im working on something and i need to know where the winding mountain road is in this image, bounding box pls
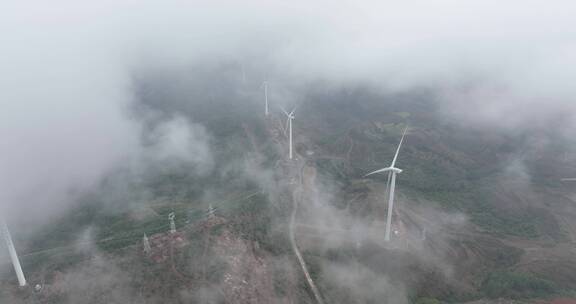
[289,161,324,304]
[265,113,325,304]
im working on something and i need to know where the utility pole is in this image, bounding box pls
[143,233,151,254]
[169,213,176,234]
[208,203,215,218]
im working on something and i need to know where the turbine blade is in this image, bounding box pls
[561,178,576,181]
[279,106,289,117]
[364,167,389,177]
[391,126,408,168]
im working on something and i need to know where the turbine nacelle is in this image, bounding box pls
[365,126,408,177]
[281,106,295,119]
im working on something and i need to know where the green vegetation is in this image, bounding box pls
[407,187,542,238]
[481,271,558,299]
[414,297,441,304]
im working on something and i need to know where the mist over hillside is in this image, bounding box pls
[1,1,576,303]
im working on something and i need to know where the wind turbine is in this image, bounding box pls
[365,127,408,242]
[280,107,295,160]
[1,219,26,286]
[262,81,269,116]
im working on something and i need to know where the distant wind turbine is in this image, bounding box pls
[365,127,408,242]
[280,107,296,160]
[262,81,269,116]
[1,220,26,286]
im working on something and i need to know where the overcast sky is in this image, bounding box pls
[1,0,575,218]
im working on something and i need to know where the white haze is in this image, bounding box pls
[1,0,575,224]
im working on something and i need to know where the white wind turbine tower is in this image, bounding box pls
[281,107,296,160]
[263,81,269,116]
[1,219,26,286]
[365,127,408,242]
